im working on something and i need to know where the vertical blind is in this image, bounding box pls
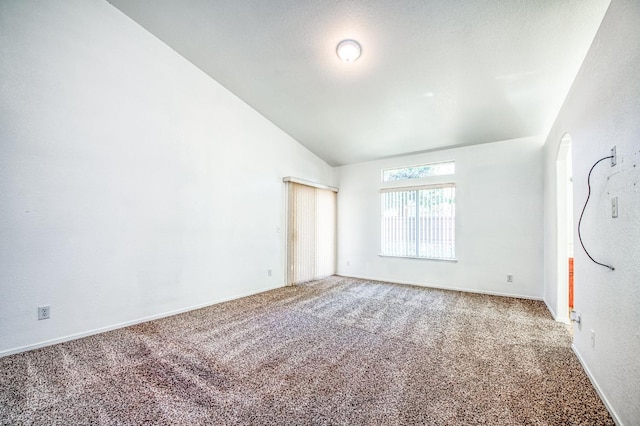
[287,181,337,285]
[381,183,455,260]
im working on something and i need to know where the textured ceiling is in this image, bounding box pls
[107,0,610,166]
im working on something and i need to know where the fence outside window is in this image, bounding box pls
[381,183,455,260]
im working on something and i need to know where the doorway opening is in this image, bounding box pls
[556,134,574,323]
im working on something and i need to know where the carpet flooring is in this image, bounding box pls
[0,276,613,425]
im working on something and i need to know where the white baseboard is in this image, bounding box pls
[337,274,544,301]
[543,298,559,320]
[543,298,570,324]
[571,344,622,425]
[0,283,284,358]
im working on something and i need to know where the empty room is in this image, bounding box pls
[1,0,638,424]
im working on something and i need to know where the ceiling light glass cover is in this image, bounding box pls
[336,39,361,63]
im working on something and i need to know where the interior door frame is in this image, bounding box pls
[555,133,573,323]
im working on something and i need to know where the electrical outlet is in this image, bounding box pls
[506,274,513,283]
[38,306,50,320]
[267,269,272,277]
[590,329,596,348]
[611,146,616,166]
[612,197,618,218]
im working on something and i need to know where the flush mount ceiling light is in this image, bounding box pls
[336,39,361,63]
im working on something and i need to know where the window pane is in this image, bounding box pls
[417,186,455,259]
[381,190,416,257]
[382,161,455,181]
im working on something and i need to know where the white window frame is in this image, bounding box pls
[380,182,456,261]
[382,160,455,182]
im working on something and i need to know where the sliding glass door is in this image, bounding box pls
[286,181,337,285]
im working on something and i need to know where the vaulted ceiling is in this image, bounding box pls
[108,0,610,166]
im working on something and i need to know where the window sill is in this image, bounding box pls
[378,254,458,263]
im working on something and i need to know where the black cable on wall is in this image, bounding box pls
[576,155,615,271]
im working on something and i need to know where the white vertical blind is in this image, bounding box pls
[287,182,337,285]
[381,184,455,260]
[315,188,337,278]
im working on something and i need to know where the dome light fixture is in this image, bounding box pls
[336,39,361,63]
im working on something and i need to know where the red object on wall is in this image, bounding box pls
[569,257,574,309]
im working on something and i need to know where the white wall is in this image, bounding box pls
[0,0,332,356]
[335,137,544,299]
[542,0,640,423]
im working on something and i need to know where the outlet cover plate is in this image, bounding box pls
[38,306,50,320]
[611,146,616,166]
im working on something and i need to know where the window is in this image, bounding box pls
[381,183,455,260]
[382,161,454,182]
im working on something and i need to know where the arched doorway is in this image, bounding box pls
[556,134,574,323]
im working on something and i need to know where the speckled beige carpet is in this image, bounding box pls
[0,276,613,425]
